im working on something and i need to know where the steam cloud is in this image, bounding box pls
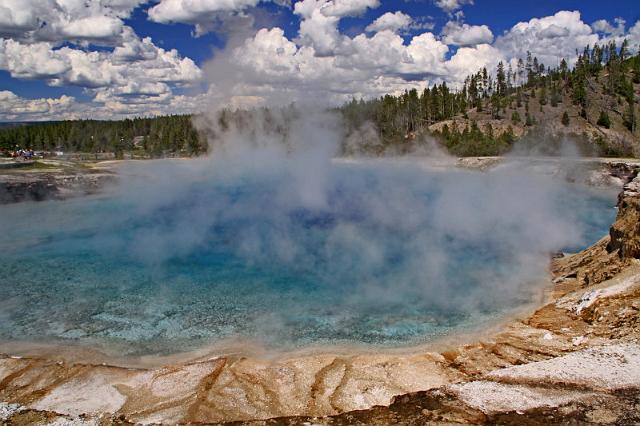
[109,108,609,313]
[0,107,617,351]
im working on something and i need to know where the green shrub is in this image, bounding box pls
[597,111,611,128]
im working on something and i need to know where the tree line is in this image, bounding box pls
[0,115,207,158]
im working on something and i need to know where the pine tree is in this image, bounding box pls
[482,68,488,97]
[597,111,611,128]
[572,75,587,110]
[524,114,531,126]
[632,55,640,84]
[559,58,568,81]
[623,101,636,132]
[550,82,561,107]
[496,61,507,96]
[539,85,547,105]
[517,58,524,86]
[525,51,533,85]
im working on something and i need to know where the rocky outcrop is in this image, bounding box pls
[0,172,115,203]
[0,350,467,424]
[549,165,640,289]
[239,345,640,425]
[608,173,640,260]
[0,177,59,203]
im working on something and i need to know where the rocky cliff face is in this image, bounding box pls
[548,164,640,289]
[608,172,640,260]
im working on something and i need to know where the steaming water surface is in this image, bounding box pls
[0,159,617,356]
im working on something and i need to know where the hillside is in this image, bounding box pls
[429,65,639,157]
[341,41,640,158]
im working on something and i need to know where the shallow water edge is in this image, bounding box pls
[0,277,549,369]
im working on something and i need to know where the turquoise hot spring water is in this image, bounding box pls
[0,160,618,356]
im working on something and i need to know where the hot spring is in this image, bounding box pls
[0,158,617,356]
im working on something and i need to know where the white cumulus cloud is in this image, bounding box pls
[495,10,598,67]
[445,43,503,81]
[0,0,146,45]
[61,15,124,41]
[365,11,413,33]
[319,0,380,17]
[0,90,78,121]
[294,0,381,55]
[434,0,473,14]
[628,21,640,48]
[147,0,296,36]
[442,21,493,46]
[0,88,210,121]
[591,18,626,36]
[148,0,260,23]
[0,34,201,89]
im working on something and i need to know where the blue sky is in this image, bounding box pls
[0,0,639,121]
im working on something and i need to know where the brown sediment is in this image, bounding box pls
[1,159,639,425]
